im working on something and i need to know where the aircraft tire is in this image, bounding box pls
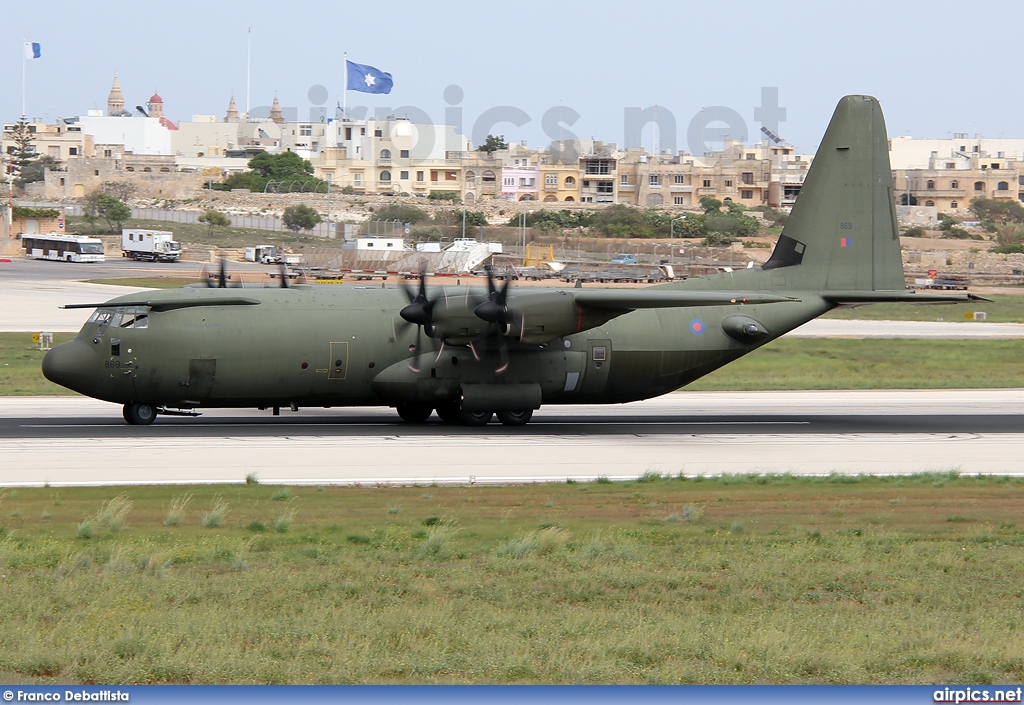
[123,402,157,426]
[458,410,493,427]
[435,402,461,424]
[396,403,433,423]
[496,409,533,426]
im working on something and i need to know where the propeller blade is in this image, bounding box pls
[408,326,423,373]
[218,258,228,289]
[278,261,289,289]
[495,335,509,375]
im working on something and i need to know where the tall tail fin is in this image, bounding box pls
[763,95,903,292]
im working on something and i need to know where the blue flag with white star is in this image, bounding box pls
[346,60,393,95]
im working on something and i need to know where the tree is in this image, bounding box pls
[218,152,324,192]
[199,209,231,235]
[372,204,430,225]
[221,171,266,192]
[994,223,1024,248]
[590,205,652,238]
[17,155,58,185]
[84,192,131,233]
[9,118,39,187]
[249,151,315,180]
[282,204,321,232]
[477,134,508,154]
[439,210,487,227]
[970,197,1024,224]
[699,197,722,213]
[937,213,958,231]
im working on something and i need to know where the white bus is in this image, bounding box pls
[21,233,106,263]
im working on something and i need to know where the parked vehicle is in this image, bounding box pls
[244,245,281,264]
[22,233,105,263]
[121,229,180,262]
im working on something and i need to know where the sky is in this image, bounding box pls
[8,0,1024,155]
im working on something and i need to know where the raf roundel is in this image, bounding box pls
[690,319,705,336]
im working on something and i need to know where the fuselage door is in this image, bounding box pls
[187,358,217,401]
[328,341,349,381]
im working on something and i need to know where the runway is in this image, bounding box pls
[2,391,1022,486]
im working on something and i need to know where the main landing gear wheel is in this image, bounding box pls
[123,402,157,426]
[396,403,433,423]
[496,409,534,427]
[435,402,461,424]
[458,409,494,427]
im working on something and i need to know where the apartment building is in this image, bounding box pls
[2,119,94,162]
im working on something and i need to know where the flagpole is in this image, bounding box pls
[246,27,251,119]
[342,52,347,119]
[22,39,27,117]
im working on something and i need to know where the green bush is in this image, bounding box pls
[282,204,322,232]
[427,191,460,204]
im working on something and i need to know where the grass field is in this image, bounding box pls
[5,333,1022,396]
[84,277,203,289]
[687,338,1024,391]
[0,474,1021,684]
[0,333,76,395]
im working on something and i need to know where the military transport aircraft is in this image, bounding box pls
[42,95,983,426]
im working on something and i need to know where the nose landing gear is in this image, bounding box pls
[123,402,157,425]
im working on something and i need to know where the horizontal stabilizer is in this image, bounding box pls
[823,291,992,305]
[62,297,262,312]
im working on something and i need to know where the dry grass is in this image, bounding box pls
[0,474,1022,684]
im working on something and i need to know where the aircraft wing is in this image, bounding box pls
[61,297,263,312]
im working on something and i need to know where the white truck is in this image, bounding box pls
[121,229,181,262]
[244,245,281,264]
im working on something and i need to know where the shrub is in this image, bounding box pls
[201,495,228,528]
[282,204,322,232]
[272,511,294,534]
[427,191,460,203]
[95,494,132,532]
[75,521,94,539]
[164,493,191,527]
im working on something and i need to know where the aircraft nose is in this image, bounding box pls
[42,340,97,393]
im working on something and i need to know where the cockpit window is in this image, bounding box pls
[89,306,149,330]
[88,309,113,325]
